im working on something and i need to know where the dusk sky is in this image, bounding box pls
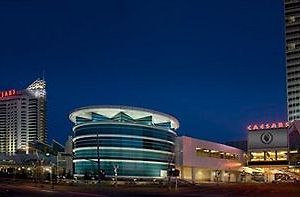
[0,0,286,144]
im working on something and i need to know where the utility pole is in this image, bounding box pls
[97,130,101,184]
[175,176,178,191]
[50,165,53,189]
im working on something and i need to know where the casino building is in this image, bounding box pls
[70,105,179,179]
[247,122,289,167]
[0,79,47,155]
[246,122,300,182]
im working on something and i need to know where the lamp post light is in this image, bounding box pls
[45,152,56,189]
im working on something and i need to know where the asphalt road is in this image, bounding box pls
[1,182,300,197]
[0,184,107,197]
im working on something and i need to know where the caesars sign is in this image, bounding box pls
[247,122,289,150]
[0,89,16,98]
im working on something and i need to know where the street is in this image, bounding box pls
[0,183,106,197]
[1,182,300,197]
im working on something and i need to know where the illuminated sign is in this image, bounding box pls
[247,122,289,131]
[0,89,16,98]
[260,132,273,144]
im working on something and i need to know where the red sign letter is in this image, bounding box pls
[271,123,277,129]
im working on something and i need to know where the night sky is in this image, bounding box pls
[0,0,286,144]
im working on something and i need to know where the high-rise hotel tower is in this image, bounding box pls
[285,0,300,121]
[0,79,47,155]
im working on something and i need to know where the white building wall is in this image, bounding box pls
[176,136,245,183]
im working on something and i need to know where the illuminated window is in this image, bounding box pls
[210,150,220,158]
[196,148,239,161]
[250,152,264,161]
[287,16,296,23]
[196,148,210,157]
[277,151,287,161]
[265,151,276,161]
[287,43,296,51]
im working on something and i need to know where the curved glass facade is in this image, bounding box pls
[70,106,179,179]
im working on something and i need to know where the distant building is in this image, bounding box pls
[0,79,47,155]
[284,0,300,121]
[288,120,300,167]
[28,137,73,178]
[28,139,63,156]
[176,136,245,183]
[57,136,73,177]
[65,136,73,154]
[0,152,54,177]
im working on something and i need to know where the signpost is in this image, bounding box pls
[113,165,119,187]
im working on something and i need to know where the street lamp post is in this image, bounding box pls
[45,152,56,189]
[50,165,53,189]
[97,130,101,184]
[33,163,37,186]
[81,130,102,185]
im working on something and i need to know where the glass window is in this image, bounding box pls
[277,151,288,161]
[250,152,264,161]
[265,151,276,161]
